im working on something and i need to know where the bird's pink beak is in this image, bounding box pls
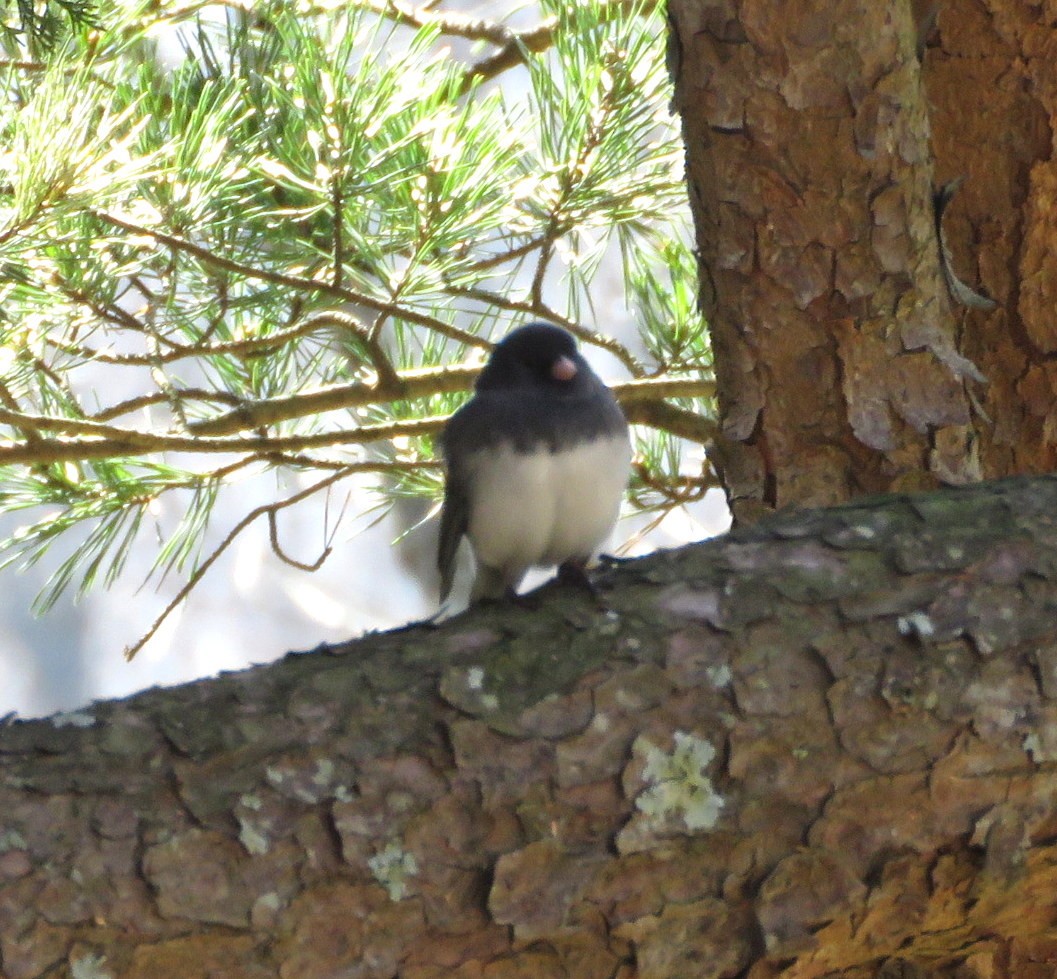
[551,355,578,382]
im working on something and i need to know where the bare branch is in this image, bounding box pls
[91,389,244,422]
[124,464,358,660]
[0,416,450,467]
[55,280,159,339]
[0,406,168,443]
[186,363,480,436]
[45,310,381,371]
[85,453,434,667]
[622,395,716,445]
[268,509,332,572]
[458,1,660,92]
[0,375,715,469]
[631,458,717,505]
[462,20,556,93]
[449,286,648,376]
[305,311,401,389]
[462,235,549,275]
[188,369,713,437]
[366,0,518,46]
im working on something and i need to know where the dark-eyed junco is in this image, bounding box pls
[437,322,632,603]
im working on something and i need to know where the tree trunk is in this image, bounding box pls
[4,475,1057,978]
[670,0,1056,521]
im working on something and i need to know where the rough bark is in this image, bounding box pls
[670,0,978,521]
[671,0,1057,521]
[924,0,1057,479]
[5,475,1057,978]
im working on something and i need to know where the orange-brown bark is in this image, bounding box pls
[670,0,980,522]
[671,0,1057,521]
[924,0,1057,479]
[3,476,1057,978]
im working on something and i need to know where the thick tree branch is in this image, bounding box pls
[3,476,1057,976]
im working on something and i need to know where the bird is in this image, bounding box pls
[437,322,632,604]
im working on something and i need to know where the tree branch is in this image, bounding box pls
[45,310,393,371]
[189,368,712,431]
[0,416,450,467]
[184,363,480,436]
[622,394,717,444]
[5,474,1057,974]
[365,0,519,47]
[91,389,244,423]
[0,367,715,466]
[92,211,492,352]
[449,286,647,376]
[458,0,661,92]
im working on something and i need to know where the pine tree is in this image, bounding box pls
[0,0,714,655]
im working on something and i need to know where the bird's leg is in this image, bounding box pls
[558,559,616,614]
[470,566,539,609]
[508,589,542,610]
[557,559,597,595]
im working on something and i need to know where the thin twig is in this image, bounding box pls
[56,280,159,339]
[631,458,715,505]
[0,379,43,449]
[449,286,647,375]
[45,310,374,369]
[463,235,550,275]
[93,210,492,352]
[331,166,345,291]
[300,310,400,388]
[91,389,244,422]
[124,464,358,660]
[268,508,332,572]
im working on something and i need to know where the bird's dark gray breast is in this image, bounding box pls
[443,385,627,460]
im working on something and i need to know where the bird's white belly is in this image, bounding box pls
[465,434,631,575]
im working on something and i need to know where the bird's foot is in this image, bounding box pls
[472,587,541,610]
[557,560,596,594]
[508,589,543,610]
[557,560,616,613]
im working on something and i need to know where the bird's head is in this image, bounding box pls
[476,323,584,392]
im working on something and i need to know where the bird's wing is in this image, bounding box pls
[437,460,470,603]
[438,396,501,602]
[435,401,477,608]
